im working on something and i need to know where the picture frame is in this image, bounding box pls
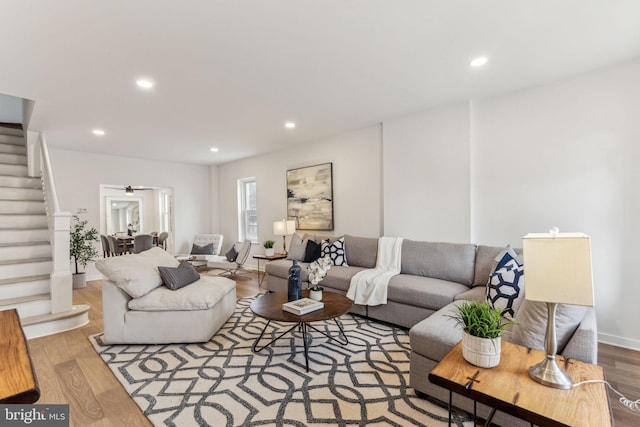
[287,162,333,230]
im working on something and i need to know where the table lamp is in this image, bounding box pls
[273,219,296,255]
[522,228,594,389]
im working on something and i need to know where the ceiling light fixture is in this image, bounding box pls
[92,129,105,136]
[136,79,154,89]
[470,57,489,67]
[210,147,219,152]
[285,122,296,129]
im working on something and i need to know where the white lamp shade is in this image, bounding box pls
[273,219,296,236]
[522,232,594,307]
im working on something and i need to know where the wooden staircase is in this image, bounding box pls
[0,124,88,338]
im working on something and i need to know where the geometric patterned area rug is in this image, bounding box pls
[89,297,473,426]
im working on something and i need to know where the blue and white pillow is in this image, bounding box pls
[321,237,348,266]
[486,264,524,318]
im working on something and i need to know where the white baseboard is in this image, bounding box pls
[598,332,640,351]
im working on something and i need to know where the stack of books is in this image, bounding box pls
[282,298,324,315]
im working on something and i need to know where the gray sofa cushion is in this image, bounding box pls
[344,235,378,268]
[388,274,468,311]
[473,245,523,287]
[320,265,368,292]
[507,300,587,353]
[266,259,310,282]
[401,240,476,285]
[409,301,463,362]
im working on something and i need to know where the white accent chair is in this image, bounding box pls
[207,241,252,276]
[177,234,224,268]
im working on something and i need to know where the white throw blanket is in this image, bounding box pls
[346,236,403,306]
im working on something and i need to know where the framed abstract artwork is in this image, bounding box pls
[287,162,333,230]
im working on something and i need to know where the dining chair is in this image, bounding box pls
[133,234,154,254]
[156,232,169,250]
[100,234,111,257]
[108,236,124,256]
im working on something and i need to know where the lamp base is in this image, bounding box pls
[528,356,572,389]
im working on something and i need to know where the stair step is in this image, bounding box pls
[0,259,52,280]
[0,143,26,155]
[0,214,47,229]
[0,227,49,243]
[0,240,49,248]
[0,274,49,286]
[0,153,27,165]
[0,256,52,266]
[0,293,51,318]
[0,200,46,214]
[0,186,43,201]
[0,124,24,137]
[0,134,24,146]
[0,163,28,176]
[0,175,41,188]
[0,292,50,307]
[23,305,90,326]
[0,275,49,300]
[0,243,50,260]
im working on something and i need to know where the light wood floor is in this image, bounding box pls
[27,274,640,427]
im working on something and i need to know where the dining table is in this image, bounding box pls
[115,235,134,254]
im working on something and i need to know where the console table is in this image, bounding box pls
[0,309,40,404]
[429,341,612,427]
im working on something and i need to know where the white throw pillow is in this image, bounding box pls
[95,246,179,298]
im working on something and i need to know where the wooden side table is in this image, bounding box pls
[0,309,40,404]
[253,253,287,287]
[429,341,612,427]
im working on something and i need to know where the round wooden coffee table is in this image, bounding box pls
[250,290,352,371]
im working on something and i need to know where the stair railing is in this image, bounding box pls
[27,131,72,314]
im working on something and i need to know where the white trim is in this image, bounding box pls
[598,332,640,351]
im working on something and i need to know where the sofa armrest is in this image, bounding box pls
[561,307,598,364]
[102,280,131,344]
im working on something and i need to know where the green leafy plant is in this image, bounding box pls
[70,215,99,274]
[310,285,323,292]
[449,301,514,339]
[263,240,275,249]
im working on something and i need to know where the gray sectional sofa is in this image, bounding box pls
[265,234,597,427]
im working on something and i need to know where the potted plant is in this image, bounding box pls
[307,256,332,301]
[263,240,275,257]
[70,215,99,289]
[450,301,514,368]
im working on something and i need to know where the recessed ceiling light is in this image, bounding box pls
[136,79,154,89]
[470,57,488,67]
[285,122,296,129]
[210,147,219,152]
[92,129,105,136]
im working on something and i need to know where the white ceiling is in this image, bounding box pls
[2,1,640,165]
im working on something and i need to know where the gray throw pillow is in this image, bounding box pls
[158,261,200,290]
[507,299,587,353]
[191,243,214,255]
[286,234,306,260]
[225,245,238,262]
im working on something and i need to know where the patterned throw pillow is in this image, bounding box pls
[158,261,201,290]
[321,237,348,266]
[486,262,524,318]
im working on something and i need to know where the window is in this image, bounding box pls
[238,177,257,242]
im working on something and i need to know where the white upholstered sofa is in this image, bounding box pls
[97,247,236,344]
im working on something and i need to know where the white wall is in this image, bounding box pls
[0,93,23,123]
[470,59,640,349]
[383,103,471,242]
[215,125,383,268]
[49,149,212,268]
